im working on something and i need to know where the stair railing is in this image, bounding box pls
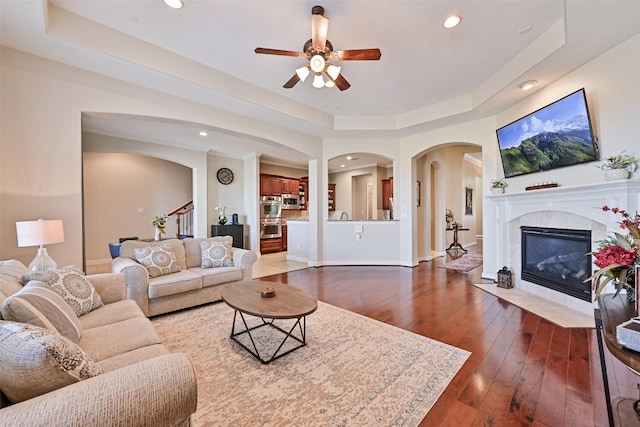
[167,200,194,238]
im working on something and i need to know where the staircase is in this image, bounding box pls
[168,200,194,238]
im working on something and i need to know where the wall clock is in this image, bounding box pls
[216,168,234,185]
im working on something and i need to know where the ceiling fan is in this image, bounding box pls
[255,5,381,91]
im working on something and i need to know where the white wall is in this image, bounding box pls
[83,152,192,262]
[2,33,639,269]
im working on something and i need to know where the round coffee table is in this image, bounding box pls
[221,281,317,364]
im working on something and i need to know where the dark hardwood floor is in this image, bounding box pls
[261,245,638,426]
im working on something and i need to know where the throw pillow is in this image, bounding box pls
[0,321,102,403]
[2,281,83,343]
[201,240,234,268]
[21,266,103,317]
[133,244,182,278]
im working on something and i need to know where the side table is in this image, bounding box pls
[211,224,244,248]
[446,226,469,252]
[595,294,640,426]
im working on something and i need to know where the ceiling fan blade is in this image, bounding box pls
[283,73,301,89]
[311,14,329,49]
[255,47,307,58]
[332,49,382,61]
[333,74,351,91]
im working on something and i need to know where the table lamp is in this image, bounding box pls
[16,218,65,272]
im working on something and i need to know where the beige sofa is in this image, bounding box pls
[112,237,257,317]
[0,260,197,426]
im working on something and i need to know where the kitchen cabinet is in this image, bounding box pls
[260,175,282,196]
[299,179,308,210]
[260,238,282,254]
[281,178,299,195]
[328,183,336,211]
[282,225,288,251]
[382,177,394,210]
[211,224,244,248]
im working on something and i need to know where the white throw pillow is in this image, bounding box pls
[201,240,234,268]
[134,244,182,278]
[21,266,103,317]
[2,281,83,343]
[0,321,102,403]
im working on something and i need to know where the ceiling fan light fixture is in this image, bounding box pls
[312,74,325,88]
[310,55,325,73]
[443,15,461,29]
[326,64,341,81]
[295,66,310,82]
[325,80,335,88]
[163,0,183,9]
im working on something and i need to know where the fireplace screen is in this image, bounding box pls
[521,226,592,302]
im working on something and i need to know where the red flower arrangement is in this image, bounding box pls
[586,206,640,300]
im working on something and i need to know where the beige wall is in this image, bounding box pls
[83,152,192,262]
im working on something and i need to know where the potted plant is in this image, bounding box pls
[490,178,508,194]
[151,214,169,240]
[598,151,637,181]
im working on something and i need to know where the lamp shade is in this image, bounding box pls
[16,219,65,247]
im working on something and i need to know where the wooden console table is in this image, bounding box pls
[446,226,469,252]
[595,294,640,426]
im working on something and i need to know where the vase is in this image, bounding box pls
[218,216,228,225]
[154,228,161,241]
[604,169,630,181]
[491,187,505,195]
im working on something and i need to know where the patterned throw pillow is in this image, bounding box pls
[2,281,83,343]
[201,240,234,268]
[133,245,182,278]
[21,266,103,317]
[0,321,102,403]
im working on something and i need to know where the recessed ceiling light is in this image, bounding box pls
[163,0,183,9]
[346,156,353,160]
[443,15,461,29]
[199,131,207,136]
[341,164,345,168]
[520,80,537,91]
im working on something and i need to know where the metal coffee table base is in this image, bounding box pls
[229,310,307,364]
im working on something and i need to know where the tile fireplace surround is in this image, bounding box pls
[488,178,640,315]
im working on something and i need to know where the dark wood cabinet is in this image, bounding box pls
[211,224,244,248]
[282,225,288,251]
[299,179,308,210]
[260,175,282,196]
[260,238,282,254]
[281,178,299,195]
[328,183,336,211]
[382,177,393,210]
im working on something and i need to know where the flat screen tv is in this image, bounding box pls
[496,88,598,178]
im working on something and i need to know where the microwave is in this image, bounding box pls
[281,194,300,210]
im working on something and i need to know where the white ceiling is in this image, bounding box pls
[1,0,639,170]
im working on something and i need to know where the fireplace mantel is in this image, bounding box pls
[486,178,640,314]
[488,178,640,228]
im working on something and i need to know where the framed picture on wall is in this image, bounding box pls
[465,187,473,215]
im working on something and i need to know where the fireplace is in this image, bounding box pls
[521,227,592,302]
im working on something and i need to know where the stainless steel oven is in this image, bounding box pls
[260,218,282,239]
[281,194,300,210]
[260,195,282,219]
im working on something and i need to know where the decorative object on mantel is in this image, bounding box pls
[214,204,227,225]
[525,182,559,191]
[597,151,637,181]
[585,206,639,305]
[151,214,168,241]
[496,266,513,289]
[490,178,508,194]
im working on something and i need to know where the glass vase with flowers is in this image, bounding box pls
[586,206,640,301]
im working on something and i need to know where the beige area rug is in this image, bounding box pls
[438,253,483,272]
[152,301,470,426]
[472,283,594,328]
